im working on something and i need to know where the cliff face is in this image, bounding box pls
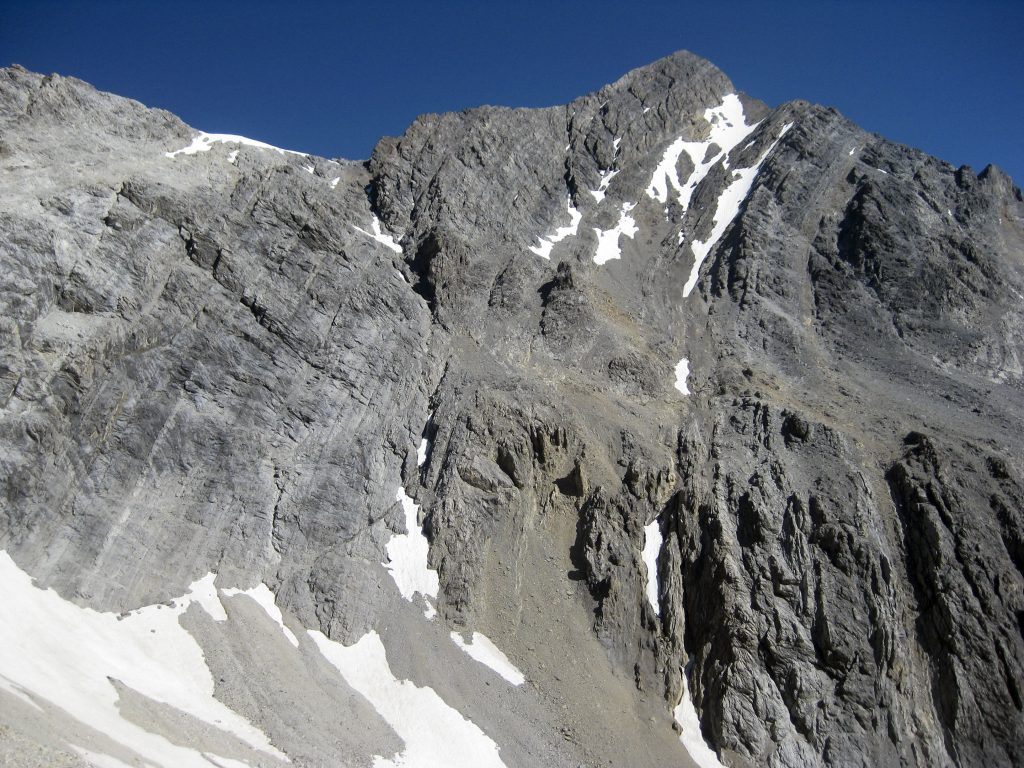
[1,52,1022,768]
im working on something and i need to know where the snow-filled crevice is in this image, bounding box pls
[674,668,726,768]
[683,122,793,297]
[417,411,435,469]
[642,520,663,615]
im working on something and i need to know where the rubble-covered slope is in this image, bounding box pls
[1,51,1022,768]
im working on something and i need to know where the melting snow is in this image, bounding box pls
[0,551,287,768]
[165,132,307,159]
[848,147,856,156]
[674,358,691,395]
[311,630,506,768]
[674,672,726,768]
[353,216,403,254]
[330,176,341,189]
[646,94,759,212]
[227,150,239,165]
[529,196,582,259]
[683,122,793,297]
[383,488,439,619]
[302,164,315,175]
[450,632,526,686]
[593,202,638,265]
[220,584,299,647]
[642,521,662,615]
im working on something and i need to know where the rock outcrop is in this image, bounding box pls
[1,51,1022,767]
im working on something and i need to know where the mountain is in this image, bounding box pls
[1,50,1022,768]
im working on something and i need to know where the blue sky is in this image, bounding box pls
[3,1,1022,183]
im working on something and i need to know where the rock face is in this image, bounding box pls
[1,51,1022,768]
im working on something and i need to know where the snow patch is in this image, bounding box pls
[220,584,299,647]
[674,672,726,768]
[302,164,315,175]
[529,196,582,259]
[383,488,439,618]
[450,632,526,686]
[642,521,662,615]
[589,168,619,203]
[417,413,434,468]
[353,216,403,254]
[646,94,759,212]
[186,573,227,622]
[674,358,691,396]
[0,551,287,768]
[593,202,638,265]
[165,132,307,159]
[227,150,239,165]
[330,176,340,189]
[848,147,856,156]
[310,629,506,768]
[683,122,792,297]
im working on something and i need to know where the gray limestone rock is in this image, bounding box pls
[1,50,1023,767]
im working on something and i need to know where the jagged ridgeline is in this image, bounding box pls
[1,51,1022,768]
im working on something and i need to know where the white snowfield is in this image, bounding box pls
[529,196,583,259]
[593,201,638,265]
[450,632,526,686]
[0,549,519,768]
[642,520,663,615]
[0,551,287,768]
[164,131,308,159]
[647,94,759,212]
[353,215,404,254]
[311,629,507,768]
[683,122,793,297]
[383,487,440,618]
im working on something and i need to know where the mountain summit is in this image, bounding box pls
[1,51,1022,768]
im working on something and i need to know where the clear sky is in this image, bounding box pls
[3,0,1022,183]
